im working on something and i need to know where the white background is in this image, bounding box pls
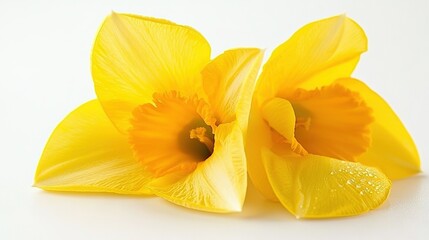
[1,0,428,239]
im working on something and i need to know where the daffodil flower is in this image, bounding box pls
[246,15,420,218]
[35,13,263,213]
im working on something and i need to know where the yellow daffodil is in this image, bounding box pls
[34,13,263,213]
[246,15,420,218]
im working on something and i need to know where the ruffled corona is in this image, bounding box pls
[129,91,217,177]
[289,84,373,161]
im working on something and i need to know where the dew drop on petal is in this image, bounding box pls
[346,179,354,185]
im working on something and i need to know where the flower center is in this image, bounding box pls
[129,91,217,177]
[189,127,214,153]
[295,117,311,131]
[290,85,373,161]
[261,84,373,161]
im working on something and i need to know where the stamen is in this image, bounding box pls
[295,117,311,131]
[190,127,214,153]
[290,138,308,155]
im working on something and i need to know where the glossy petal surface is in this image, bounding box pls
[35,100,152,194]
[262,148,391,218]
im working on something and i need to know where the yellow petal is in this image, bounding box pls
[335,78,421,179]
[261,98,295,140]
[245,97,278,201]
[262,148,391,218]
[258,15,367,97]
[261,97,307,155]
[92,12,211,132]
[202,48,264,127]
[149,122,246,212]
[34,100,152,195]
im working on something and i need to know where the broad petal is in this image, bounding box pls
[149,122,246,212]
[258,15,367,97]
[262,149,391,218]
[92,13,211,132]
[261,97,307,155]
[34,100,152,194]
[335,78,421,179]
[245,97,278,201]
[202,48,263,127]
[261,98,296,140]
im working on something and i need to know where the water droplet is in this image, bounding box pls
[347,179,354,185]
[368,181,373,185]
[330,171,335,175]
[356,184,361,189]
[360,178,366,183]
[360,191,365,195]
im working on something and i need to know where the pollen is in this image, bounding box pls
[190,127,214,153]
